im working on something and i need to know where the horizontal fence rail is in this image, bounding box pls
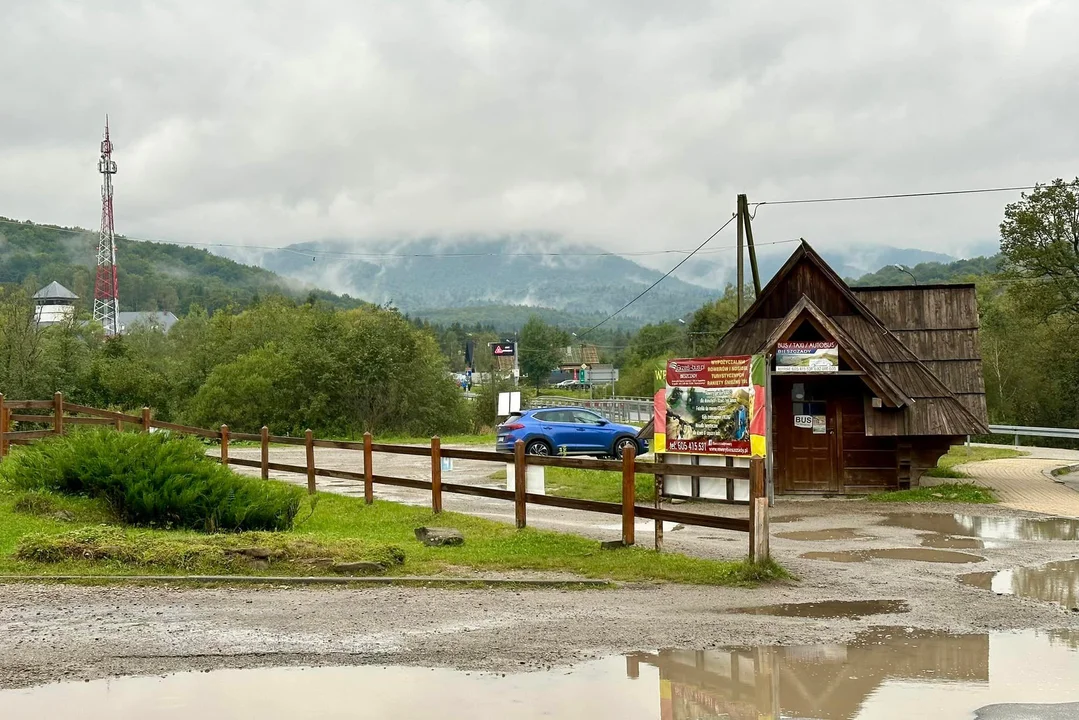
[0,393,770,560]
[987,424,1079,444]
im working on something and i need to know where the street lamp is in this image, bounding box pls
[893,264,918,285]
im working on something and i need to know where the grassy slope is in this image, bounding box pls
[924,445,1022,478]
[0,482,783,586]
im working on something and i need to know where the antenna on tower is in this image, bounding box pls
[93,116,120,337]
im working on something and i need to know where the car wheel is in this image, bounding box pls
[526,440,552,456]
[613,437,638,460]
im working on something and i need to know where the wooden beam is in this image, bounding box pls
[742,194,761,296]
[260,426,269,480]
[53,392,63,436]
[305,429,316,495]
[736,195,744,316]
[220,425,230,467]
[431,436,443,513]
[622,444,636,546]
[514,440,527,529]
[363,432,374,504]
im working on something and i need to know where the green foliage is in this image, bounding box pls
[1000,178,1079,319]
[0,218,365,315]
[541,467,656,504]
[926,445,1022,477]
[519,316,570,388]
[0,430,304,531]
[849,255,1002,286]
[868,483,997,504]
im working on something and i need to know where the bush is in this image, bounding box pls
[0,430,304,532]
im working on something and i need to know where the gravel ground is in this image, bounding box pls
[2,447,1078,689]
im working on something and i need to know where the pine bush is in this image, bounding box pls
[0,430,303,532]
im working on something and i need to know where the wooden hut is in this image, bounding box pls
[644,241,988,494]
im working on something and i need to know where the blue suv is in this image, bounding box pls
[496,407,648,458]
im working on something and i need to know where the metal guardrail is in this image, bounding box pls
[987,424,1079,446]
[529,396,653,424]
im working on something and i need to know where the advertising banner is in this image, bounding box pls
[775,341,838,373]
[654,355,767,457]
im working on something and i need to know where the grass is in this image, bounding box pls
[868,482,997,504]
[0,478,784,586]
[923,445,1022,479]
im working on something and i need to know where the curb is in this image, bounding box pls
[1043,462,1079,484]
[0,574,614,588]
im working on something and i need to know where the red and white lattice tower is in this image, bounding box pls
[93,117,120,336]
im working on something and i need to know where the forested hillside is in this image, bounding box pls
[0,218,362,313]
[849,255,1002,286]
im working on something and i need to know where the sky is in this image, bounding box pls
[2,0,1078,273]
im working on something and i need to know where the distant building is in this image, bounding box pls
[117,311,180,334]
[559,344,600,380]
[33,281,79,327]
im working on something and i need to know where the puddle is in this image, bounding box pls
[776,527,867,541]
[962,559,1079,609]
[802,548,985,563]
[919,533,985,550]
[6,630,1079,719]
[728,599,909,619]
[881,513,1079,541]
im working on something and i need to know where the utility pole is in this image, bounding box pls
[736,196,744,316]
[740,194,761,296]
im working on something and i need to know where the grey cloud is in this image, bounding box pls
[1,0,1076,274]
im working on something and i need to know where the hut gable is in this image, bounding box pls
[714,241,988,436]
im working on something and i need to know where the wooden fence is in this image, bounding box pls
[0,393,770,560]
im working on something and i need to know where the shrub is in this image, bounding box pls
[0,429,304,532]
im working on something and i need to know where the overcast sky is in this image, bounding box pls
[2,0,1077,271]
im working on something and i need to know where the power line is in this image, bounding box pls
[577,213,739,339]
[754,184,1037,207]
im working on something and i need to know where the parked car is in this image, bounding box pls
[495,407,648,458]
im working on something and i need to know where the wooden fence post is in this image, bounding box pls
[114,416,123,432]
[304,429,316,495]
[53,392,64,435]
[622,444,636,546]
[654,471,664,551]
[749,456,769,562]
[260,426,269,480]
[513,440,527,529]
[141,407,151,433]
[363,432,374,504]
[0,393,6,460]
[220,425,230,466]
[431,436,442,513]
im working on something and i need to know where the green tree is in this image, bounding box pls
[518,316,569,388]
[1000,178,1079,319]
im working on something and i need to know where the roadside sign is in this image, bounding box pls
[491,341,516,356]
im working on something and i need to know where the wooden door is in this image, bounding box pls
[775,379,839,493]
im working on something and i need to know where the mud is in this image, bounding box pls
[962,560,1079,609]
[727,599,909,618]
[919,533,986,550]
[801,548,987,564]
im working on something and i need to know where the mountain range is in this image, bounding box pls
[2,216,1001,330]
[211,236,998,326]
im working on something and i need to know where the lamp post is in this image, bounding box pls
[893,264,918,285]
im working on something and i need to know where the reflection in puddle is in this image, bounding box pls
[776,528,867,541]
[5,630,1079,719]
[770,514,807,524]
[728,599,909,619]
[962,559,1079,609]
[880,513,1079,541]
[803,548,985,564]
